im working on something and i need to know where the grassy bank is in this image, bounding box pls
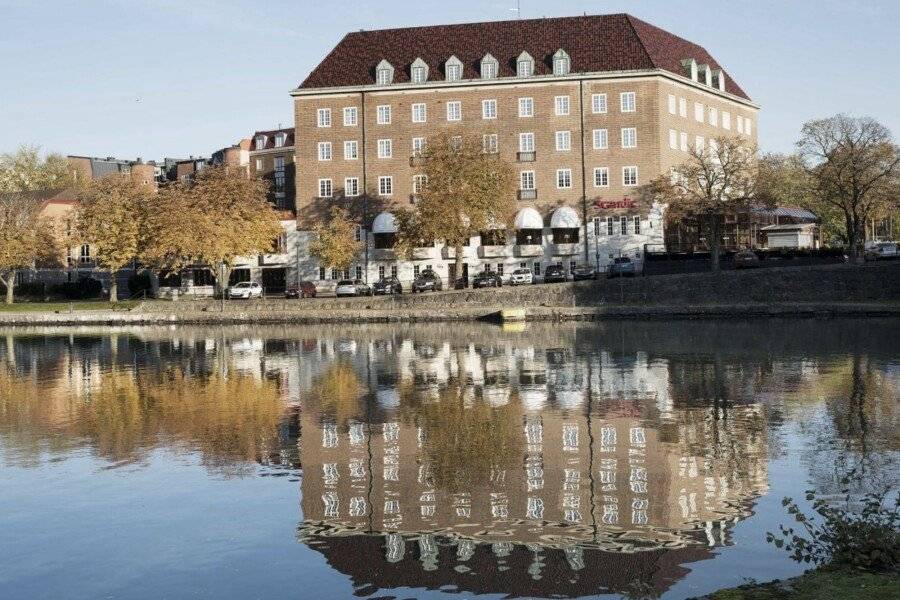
[703,568,898,599]
[0,301,139,312]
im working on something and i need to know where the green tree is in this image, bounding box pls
[395,131,515,282]
[308,206,361,273]
[796,115,900,262]
[645,135,765,270]
[0,145,73,193]
[75,175,149,302]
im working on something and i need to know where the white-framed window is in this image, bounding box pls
[446,63,461,81]
[517,56,533,77]
[482,133,498,153]
[318,178,333,198]
[593,167,609,187]
[669,129,678,150]
[412,174,427,194]
[377,105,391,125]
[591,93,608,114]
[377,139,392,159]
[255,134,267,149]
[722,111,731,130]
[620,91,636,112]
[555,130,571,151]
[623,166,638,186]
[317,141,332,161]
[255,158,263,171]
[745,118,753,135]
[621,127,637,149]
[695,136,705,152]
[518,97,534,117]
[554,95,570,116]
[737,115,745,134]
[708,107,718,127]
[412,137,425,156]
[520,170,535,190]
[411,103,427,123]
[317,108,331,127]
[344,140,358,160]
[592,128,608,150]
[679,97,687,117]
[411,65,427,83]
[482,99,497,119]
[668,94,677,115]
[378,176,393,196]
[342,106,357,126]
[553,50,570,75]
[694,102,705,122]
[481,60,497,79]
[556,168,572,189]
[376,65,392,85]
[345,177,359,197]
[519,132,534,152]
[274,132,286,147]
[446,101,461,121]
[680,131,688,152]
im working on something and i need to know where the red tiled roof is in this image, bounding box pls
[298,14,749,100]
[251,128,296,151]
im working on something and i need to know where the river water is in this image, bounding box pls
[0,320,897,600]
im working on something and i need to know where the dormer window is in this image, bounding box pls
[255,135,267,149]
[713,68,726,92]
[410,57,429,83]
[699,64,712,86]
[516,51,534,78]
[375,59,394,86]
[552,49,570,76]
[274,133,286,148]
[445,55,463,82]
[480,53,499,79]
[681,58,698,82]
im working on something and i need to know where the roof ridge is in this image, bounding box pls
[622,14,656,69]
[344,13,629,36]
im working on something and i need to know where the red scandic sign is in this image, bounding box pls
[593,197,635,210]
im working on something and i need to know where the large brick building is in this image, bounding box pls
[292,13,758,284]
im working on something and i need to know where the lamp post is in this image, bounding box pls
[219,262,225,312]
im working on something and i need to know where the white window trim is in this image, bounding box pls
[411,103,427,123]
[591,93,607,114]
[620,92,636,113]
[344,140,358,160]
[446,101,462,122]
[593,167,610,188]
[318,178,333,198]
[482,99,497,120]
[344,177,359,197]
[317,141,332,161]
[621,127,637,149]
[555,130,572,152]
[377,105,392,125]
[317,108,331,128]
[520,170,535,190]
[378,176,393,196]
[556,168,573,189]
[519,132,535,153]
[342,106,357,127]
[518,97,534,118]
[554,95,571,116]
[622,166,639,187]
[592,128,608,150]
[377,139,392,159]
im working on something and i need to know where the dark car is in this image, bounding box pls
[373,277,403,295]
[733,249,761,269]
[572,265,597,281]
[607,257,637,277]
[411,269,443,293]
[284,281,317,298]
[543,264,568,283]
[472,272,503,289]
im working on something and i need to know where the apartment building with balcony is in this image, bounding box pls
[249,127,296,213]
[291,14,758,284]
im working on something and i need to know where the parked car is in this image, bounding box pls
[572,265,597,281]
[543,264,568,283]
[335,279,373,297]
[472,272,503,289]
[228,281,263,299]
[733,249,761,269]
[411,269,443,293]
[607,257,637,278]
[373,277,403,295]
[509,268,534,286]
[865,241,898,261]
[284,281,317,298]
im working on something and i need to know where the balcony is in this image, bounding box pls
[514,244,544,257]
[409,155,425,167]
[517,151,536,162]
[372,248,397,261]
[549,243,580,256]
[478,245,511,258]
[442,245,475,260]
[518,189,537,201]
[410,247,436,260]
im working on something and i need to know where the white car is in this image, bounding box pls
[228,281,263,299]
[509,268,534,285]
[335,279,373,297]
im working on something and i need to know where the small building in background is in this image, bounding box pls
[763,222,819,249]
[67,155,159,189]
[249,127,295,213]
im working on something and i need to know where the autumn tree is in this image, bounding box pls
[142,166,283,294]
[796,115,900,262]
[75,175,150,302]
[395,131,515,282]
[0,145,73,193]
[308,206,361,273]
[644,135,764,270]
[0,193,60,304]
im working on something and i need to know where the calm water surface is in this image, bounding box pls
[0,320,897,600]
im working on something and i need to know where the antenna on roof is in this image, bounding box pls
[509,0,521,19]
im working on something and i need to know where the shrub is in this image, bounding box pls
[51,277,104,300]
[127,270,153,298]
[13,281,49,299]
[767,485,899,572]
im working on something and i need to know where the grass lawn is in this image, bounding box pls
[0,301,140,312]
[705,568,898,600]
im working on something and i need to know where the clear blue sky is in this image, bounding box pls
[2,0,898,161]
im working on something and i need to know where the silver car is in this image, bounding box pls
[228,281,263,299]
[509,268,533,285]
[335,279,373,297]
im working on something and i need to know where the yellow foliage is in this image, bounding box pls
[308,206,361,271]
